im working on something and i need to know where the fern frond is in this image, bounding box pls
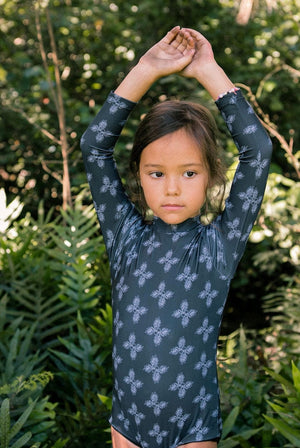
[10,432,32,448]
[0,398,10,448]
[8,398,36,442]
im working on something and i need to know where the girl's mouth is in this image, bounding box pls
[162,204,184,210]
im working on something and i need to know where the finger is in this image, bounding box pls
[177,49,196,69]
[182,27,201,35]
[183,28,207,43]
[171,30,185,50]
[175,29,192,53]
[180,29,195,51]
[163,26,181,44]
[175,30,193,54]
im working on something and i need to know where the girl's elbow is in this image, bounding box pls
[265,135,273,158]
[260,131,273,158]
[80,132,89,154]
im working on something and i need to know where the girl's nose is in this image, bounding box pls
[165,176,180,195]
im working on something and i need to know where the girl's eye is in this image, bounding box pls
[184,171,196,178]
[150,171,164,178]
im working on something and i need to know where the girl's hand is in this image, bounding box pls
[179,28,234,100]
[138,26,195,80]
[179,28,216,81]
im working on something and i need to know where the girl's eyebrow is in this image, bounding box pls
[142,164,164,168]
[181,163,204,167]
[142,162,204,168]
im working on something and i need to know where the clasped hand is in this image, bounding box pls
[139,26,215,81]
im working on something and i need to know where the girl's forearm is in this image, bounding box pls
[115,61,235,103]
[114,44,235,103]
[114,64,157,103]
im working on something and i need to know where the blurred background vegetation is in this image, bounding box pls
[0,0,299,446]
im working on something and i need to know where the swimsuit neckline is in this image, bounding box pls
[152,215,202,234]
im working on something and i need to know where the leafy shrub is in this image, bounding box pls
[218,328,286,447]
[48,311,112,447]
[0,299,66,447]
[0,191,112,446]
[265,362,300,447]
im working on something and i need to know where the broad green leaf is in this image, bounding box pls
[265,415,300,447]
[49,349,81,370]
[292,361,300,393]
[221,406,239,439]
[97,394,112,411]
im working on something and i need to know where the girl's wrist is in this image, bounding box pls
[135,60,161,84]
[193,61,219,80]
[194,63,235,101]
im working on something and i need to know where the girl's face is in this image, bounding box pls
[139,128,210,225]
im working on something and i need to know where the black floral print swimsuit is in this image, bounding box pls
[81,89,272,447]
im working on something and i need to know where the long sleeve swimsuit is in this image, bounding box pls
[81,89,272,447]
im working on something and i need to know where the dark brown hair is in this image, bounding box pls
[129,100,227,221]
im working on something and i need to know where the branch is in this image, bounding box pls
[41,160,62,183]
[1,104,61,145]
[35,5,59,111]
[257,63,300,99]
[46,7,72,209]
[34,3,73,209]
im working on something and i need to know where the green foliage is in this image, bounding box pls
[0,190,107,352]
[225,151,299,334]
[0,191,111,445]
[265,362,300,447]
[50,312,111,399]
[218,328,280,447]
[0,397,36,448]
[47,193,105,311]
[0,300,66,447]
[237,165,300,445]
[251,173,300,272]
[48,312,112,447]
[0,206,75,352]
[250,172,300,359]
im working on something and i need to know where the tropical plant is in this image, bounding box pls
[48,311,112,447]
[0,205,75,353]
[0,299,66,447]
[1,190,112,445]
[46,192,105,313]
[265,362,300,447]
[218,328,286,447]
[257,175,300,355]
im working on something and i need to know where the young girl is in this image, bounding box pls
[81,27,272,448]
